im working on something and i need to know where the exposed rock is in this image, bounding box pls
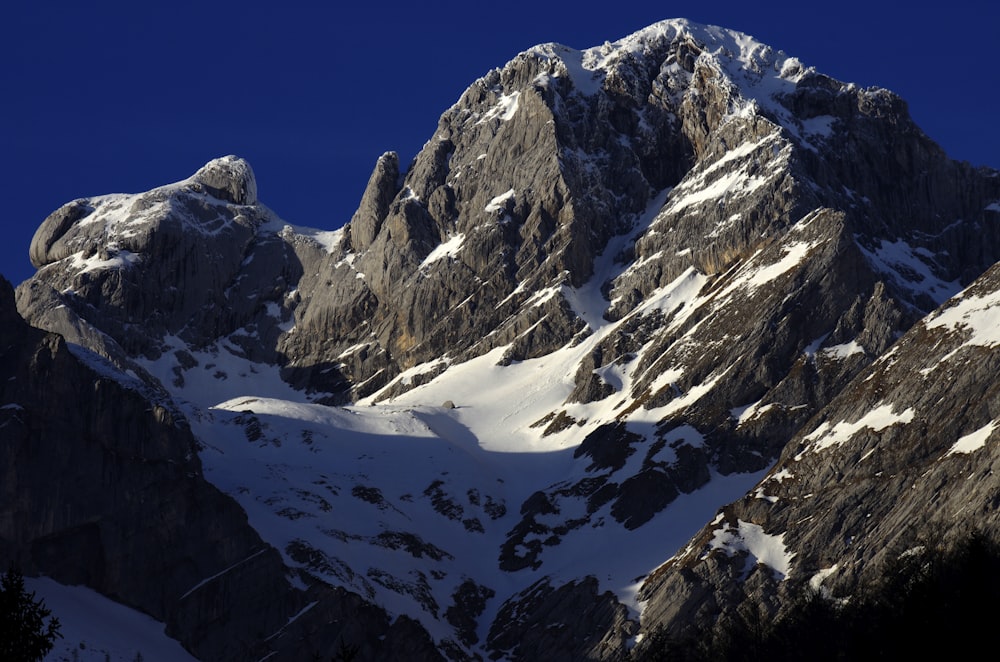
[28,199,91,268]
[446,579,495,647]
[486,577,636,661]
[0,275,444,661]
[634,260,1000,648]
[574,422,642,472]
[348,151,401,252]
[191,154,258,205]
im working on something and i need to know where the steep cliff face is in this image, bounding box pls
[634,256,1000,650]
[0,276,443,661]
[10,17,1000,662]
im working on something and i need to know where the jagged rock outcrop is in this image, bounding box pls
[486,577,635,661]
[19,156,300,369]
[347,151,401,252]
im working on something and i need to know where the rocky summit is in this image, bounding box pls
[5,17,1000,661]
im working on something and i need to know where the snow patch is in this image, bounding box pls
[730,398,764,425]
[665,166,771,215]
[858,238,960,306]
[798,404,915,457]
[802,333,829,358]
[808,565,839,593]
[770,469,794,485]
[477,91,521,124]
[531,43,606,95]
[69,249,141,274]
[821,340,865,359]
[742,242,816,290]
[294,226,344,253]
[713,240,819,303]
[26,576,197,662]
[947,421,997,455]
[924,290,1000,347]
[633,268,707,319]
[708,520,794,580]
[421,234,466,268]
[526,285,561,308]
[484,189,515,213]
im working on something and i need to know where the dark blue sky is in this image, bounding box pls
[3,2,998,287]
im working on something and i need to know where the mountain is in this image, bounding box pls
[6,17,1000,661]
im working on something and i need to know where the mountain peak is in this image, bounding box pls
[191,154,258,205]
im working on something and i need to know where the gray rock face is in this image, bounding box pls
[192,154,258,205]
[633,259,1000,649]
[0,276,443,661]
[348,151,401,252]
[28,199,91,268]
[19,155,298,373]
[12,17,1000,662]
[486,577,636,661]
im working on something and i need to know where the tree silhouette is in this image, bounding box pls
[0,565,62,662]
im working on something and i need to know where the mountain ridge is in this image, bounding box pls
[7,17,1000,660]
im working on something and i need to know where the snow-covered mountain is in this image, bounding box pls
[6,17,1000,661]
